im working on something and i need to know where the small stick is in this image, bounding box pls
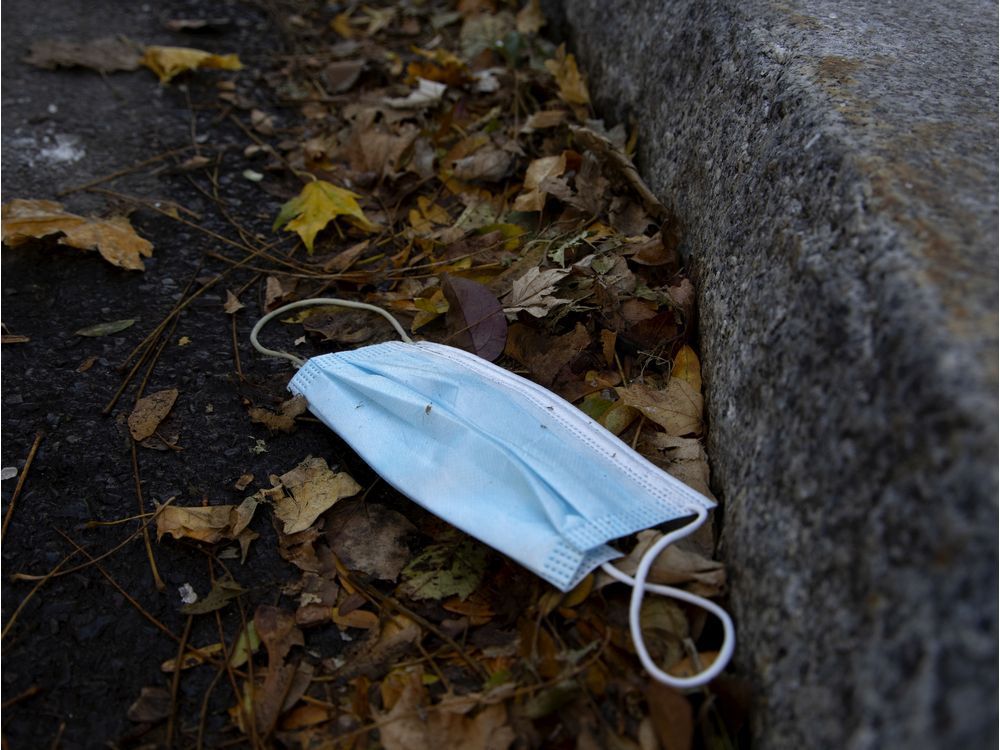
[48,721,65,750]
[231,315,244,380]
[11,497,175,583]
[196,667,226,750]
[56,146,194,196]
[131,442,165,591]
[1,431,44,543]
[166,615,194,748]
[1,548,82,641]
[1,685,42,710]
[54,530,180,643]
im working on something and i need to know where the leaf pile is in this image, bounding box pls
[3,1,748,748]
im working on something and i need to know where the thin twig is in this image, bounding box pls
[2,550,82,641]
[131,442,165,591]
[54,529,179,643]
[11,497,176,583]
[1,431,44,543]
[1,685,42,710]
[167,615,194,748]
[56,146,194,196]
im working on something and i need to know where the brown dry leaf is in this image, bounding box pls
[302,310,378,345]
[572,125,665,220]
[646,681,694,750]
[326,501,416,581]
[450,147,513,183]
[140,45,242,84]
[378,672,516,750]
[519,109,567,134]
[442,275,508,361]
[223,290,245,314]
[127,686,171,723]
[544,44,590,105]
[671,345,702,394]
[516,0,546,34]
[128,388,179,441]
[156,496,259,561]
[324,59,365,93]
[617,379,703,436]
[248,395,308,433]
[512,154,566,212]
[603,529,725,598]
[627,234,678,267]
[25,37,140,72]
[505,322,590,387]
[2,199,153,271]
[273,456,361,534]
[253,605,306,733]
[639,434,715,501]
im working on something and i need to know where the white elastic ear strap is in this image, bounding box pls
[600,506,736,689]
[250,297,413,366]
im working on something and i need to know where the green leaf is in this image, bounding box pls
[228,621,260,667]
[398,537,488,601]
[75,318,136,337]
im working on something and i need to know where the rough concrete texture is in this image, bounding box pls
[548,0,998,747]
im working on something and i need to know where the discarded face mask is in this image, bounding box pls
[251,298,735,688]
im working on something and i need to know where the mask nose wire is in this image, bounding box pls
[600,505,736,689]
[250,297,414,367]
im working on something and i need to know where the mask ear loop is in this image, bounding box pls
[600,505,736,689]
[250,297,414,367]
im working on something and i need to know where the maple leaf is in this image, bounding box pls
[544,44,590,105]
[2,199,153,270]
[504,266,571,318]
[273,180,378,253]
[140,45,242,84]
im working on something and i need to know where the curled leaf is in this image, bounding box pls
[2,199,153,270]
[140,45,242,84]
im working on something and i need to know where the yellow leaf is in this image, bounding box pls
[513,154,566,212]
[2,199,153,271]
[140,45,242,84]
[330,12,355,39]
[671,345,702,394]
[544,44,590,105]
[273,180,378,253]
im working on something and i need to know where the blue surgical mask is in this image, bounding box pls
[251,299,735,689]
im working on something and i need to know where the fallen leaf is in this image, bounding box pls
[617,379,703,436]
[449,148,513,183]
[377,672,516,750]
[637,434,715,501]
[1,335,30,344]
[181,575,246,615]
[545,44,589,105]
[127,686,171,723]
[273,180,378,253]
[646,682,694,750]
[326,501,416,581]
[128,388,179,441]
[2,199,153,270]
[75,319,136,337]
[519,110,567,134]
[516,0,546,34]
[385,78,447,109]
[505,322,590,387]
[602,529,725,598]
[248,395,308,433]
[140,45,242,84]
[324,59,365,93]
[223,290,246,314]
[442,275,507,361]
[24,37,140,72]
[512,154,566,212]
[234,473,254,491]
[273,456,362,534]
[253,605,306,733]
[302,311,377,345]
[156,496,260,560]
[670,345,702,394]
[399,537,488,601]
[503,266,571,318]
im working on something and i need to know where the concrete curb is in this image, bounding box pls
[548,1,998,746]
